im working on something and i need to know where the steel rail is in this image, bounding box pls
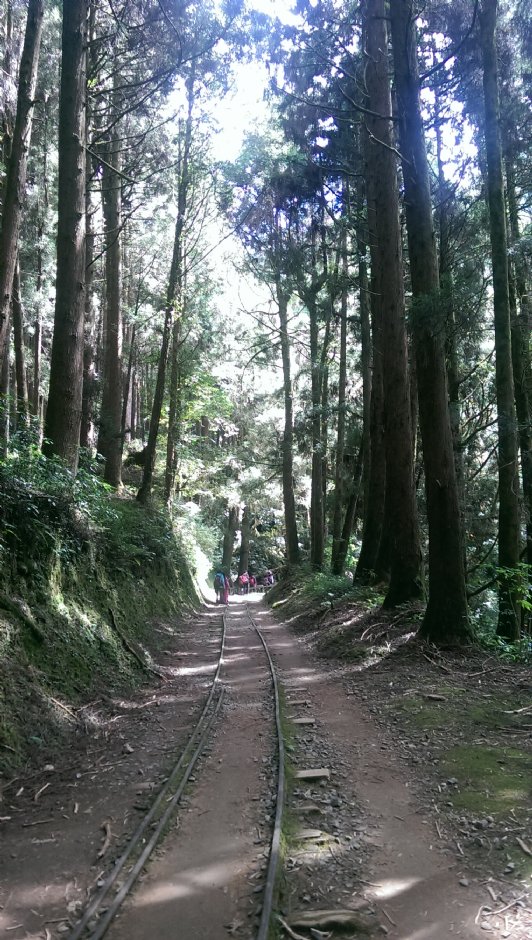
[89,688,225,940]
[248,608,286,940]
[67,613,227,940]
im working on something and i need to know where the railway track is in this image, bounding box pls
[66,602,286,940]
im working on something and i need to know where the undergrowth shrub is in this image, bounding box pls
[0,438,199,773]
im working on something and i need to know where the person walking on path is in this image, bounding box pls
[222,572,230,605]
[213,570,225,604]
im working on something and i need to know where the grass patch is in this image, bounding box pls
[316,626,371,663]
[442,744,532,817]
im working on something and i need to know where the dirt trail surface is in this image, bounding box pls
[106,601,275,939]
[0,595,530,939]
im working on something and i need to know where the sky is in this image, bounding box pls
[210,0,303,160]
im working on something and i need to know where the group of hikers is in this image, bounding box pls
[213,568,275,604]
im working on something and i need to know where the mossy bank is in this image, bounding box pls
[0,456,199,777]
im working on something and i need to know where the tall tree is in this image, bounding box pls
[355,151,385,584]
[137,202,185,503]
[277,276,300,567]
[97,87,123,488]
[222,504,240,571]
[12,260,28,426]
[506,146,532,572]
[165,67,195,505]
[389,0,471,639]
[363,0,421,607]
[238,505,251,575]
[0,0,44,370]
[478,0,521,640]
[331,220,349,574]
[43,0,87,472]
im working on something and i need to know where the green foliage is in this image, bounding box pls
[173,502,219,574]
[0,433,201,773]
[267,566,357,620]
[469,565,532,662]
[476,624,532,663]
[496,563,532,612]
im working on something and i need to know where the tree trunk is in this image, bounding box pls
[80,0,98,451]
[1,0,14,212]
[331,224,348,573]
[0,314,10,452]
[164,68,195,503]
[137,187,187,503]
[31,90,48,433]
[358,186,372,538]
[320,313,330,553]
[12,260,28,426]
[121,323,136,448]
[97,85,123,487]
[80,199,97,450]
[222,505,240,572]
[309,294,325,569]
[355,171,385,583]
[238,506,251,576]
[389,0,471,637]
[363,0,421,607]
[277,283,300,566]
[136,305,172,504]
[165,316,181,503]
[479,0,521,640]
[0,0,44,370]
[433,54,467,576]
[335,440,364,576]
[43,0,87,473]
[506,152,532,571]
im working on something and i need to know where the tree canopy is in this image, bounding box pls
[0,0,531,648]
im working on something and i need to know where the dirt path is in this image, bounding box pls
[252,599,488,939]
[0,608,224,939]
[1,595,526,939]
[106,600,275,939]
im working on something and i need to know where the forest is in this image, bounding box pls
[0,0,531,761]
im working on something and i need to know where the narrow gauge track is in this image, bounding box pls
[66,602,286,940]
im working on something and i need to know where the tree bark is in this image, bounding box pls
[389,0,471,638]
[0,314,10,452]
[222,505,240,571]
[363,0,422,607]
[0,0,44,370]
[121,323,136,448]
[80,0,98,451]
[479,0,521,640]
[43,0,87,473]
[505,126,532,576]
[164,68,195,503]
[238,506,251,576]
[335,440,364,576]
[358,185,372,539]
[165,316,181,503]
[137,191,187,503]
[12,260,28,426]
[31,92,48,431]
[97,111,123,487]
[80,192,97,450]
[0,0,14,212]
[277,282,300,565]
[309,292,325,569]
[434,69,467,576]
[355,158,385,583]
[506,152,532,571]
[331,222,348,574]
